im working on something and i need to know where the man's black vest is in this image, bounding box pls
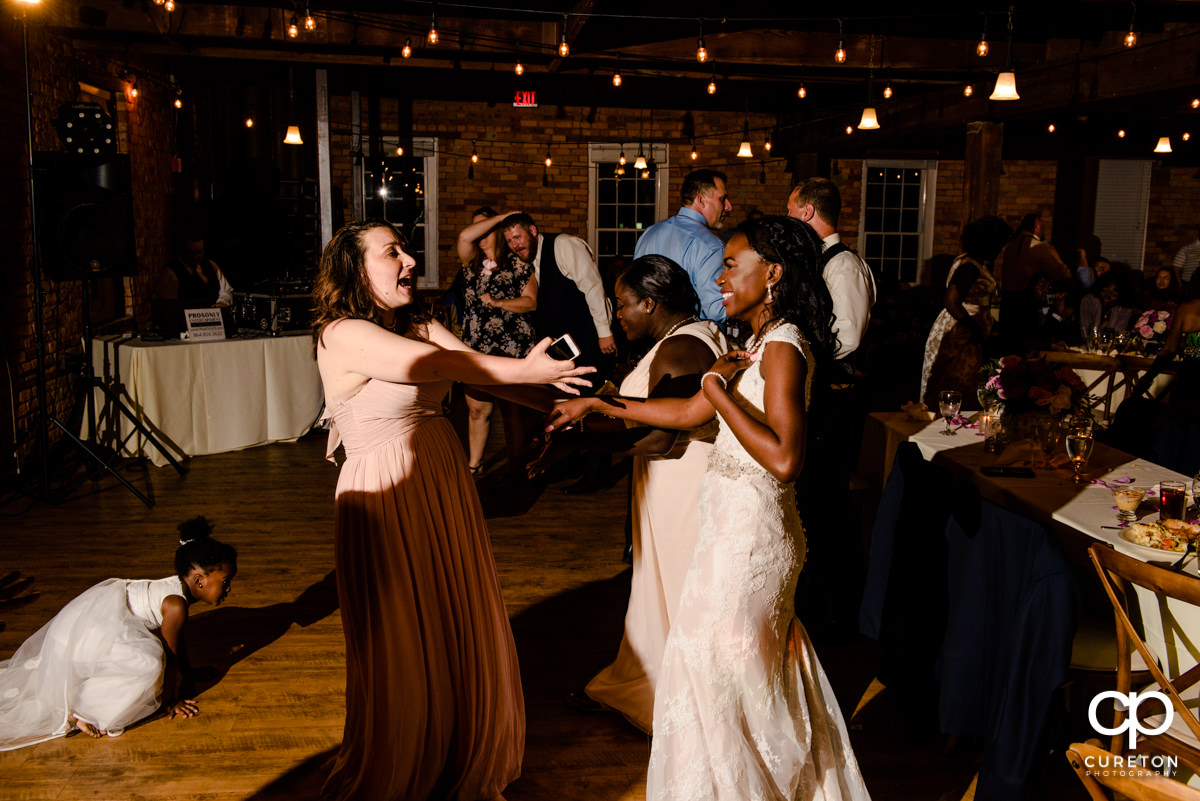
[531,233,602,372]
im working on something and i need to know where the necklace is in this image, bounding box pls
[661,316,696,340]
[748,319,783,354]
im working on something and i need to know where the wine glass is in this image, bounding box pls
[938,390,962,436]
[1065,424,1095,484]
[1036,417,1062,467]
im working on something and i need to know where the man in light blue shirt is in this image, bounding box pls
[634,169,732,323]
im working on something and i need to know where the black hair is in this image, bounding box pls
[173,516,238,580]
[472,206,499,218]
[501,212,536,230]
[1017,213,1040,234]
[961,215,1012,264]
[616,254,700,317]
[680,169,728,207]
[734,215,839,366]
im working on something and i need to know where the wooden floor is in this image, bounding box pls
[0,409,1090,800]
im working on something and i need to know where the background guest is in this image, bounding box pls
[921,216,1011,407]
[455,207,538,478]
[1174,222,1200,285]
[1140,266,1182,314]
[1080,271,1137,335]
[156,233,234,308]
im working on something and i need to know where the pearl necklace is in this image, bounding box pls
[747,319,783,354]
[661,316,696,340]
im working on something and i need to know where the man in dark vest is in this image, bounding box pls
[156,235,234,308]
[501,213,614,376]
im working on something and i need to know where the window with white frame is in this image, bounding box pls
[587,143,670,273]
[362,137,439,289]
[858,159,936,284]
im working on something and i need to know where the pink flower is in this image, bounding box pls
[999,355,1023,370]
[1139,325,1154,338]
[481,259,497,277]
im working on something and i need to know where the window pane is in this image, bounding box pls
[884,235,901,258]
[902,209,919,231]
[599,231,617,257]
[865,233,883,260]
[599,180,616,204]
[619,230,639,258]
[884,183,902,207]
[866,183,883,208]
[618,179,636,203]
[883,208,900,232]
[900,259,918,283]
[617,204,636,229]
[902,235,919,258]
[866,208,883,231]
[599,204,616,229]
[903,183,920,208]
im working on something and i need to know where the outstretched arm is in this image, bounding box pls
[159,596,199,719]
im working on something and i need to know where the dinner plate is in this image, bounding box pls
[1119,526,1189,554]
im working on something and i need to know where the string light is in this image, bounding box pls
[163,0,174,12]
[618,147,626,166]
[612,55,622,87]
[288,16,299,38]
[471,139,479,163]
[977,12,989,56]
[883,82,893,100]
[696,20,707,62]
[245,116,254,128]
[835,18,846,64]
[305,5,316,32]
[428,5,438,45]
[797,83,806,99]
[845,125,853,135]
[641,168,650,179]
[402,38,412,58]
[1125,1,1138,47]
[174,96,183,109]
[1183,133,1191,141]
[558,15,570,57]
[545,143,552,168]
[1118,129,1127,138]
[128,76,139,100]
[964,83,973,97]
[514,59,524,76]
[764,132,772,152]
[1193,98,1200,109]
[690,138,698,160]
[153,0,164,5]
[1048,123,1056,133]
[396,145,404,156]
[634,144,648,170]
[707,69,717,95]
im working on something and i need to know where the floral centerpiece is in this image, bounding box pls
[1133,309,1172,347]
[977,355,1097,420]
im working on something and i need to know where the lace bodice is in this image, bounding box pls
[710,322,814,483]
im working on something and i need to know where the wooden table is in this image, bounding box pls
[1038,350,1175,422]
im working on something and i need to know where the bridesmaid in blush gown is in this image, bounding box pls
[547,217,872,801]
[312,220,592,801]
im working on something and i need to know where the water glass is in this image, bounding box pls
[1036,418,1062,466]
[1161,480,1187,521]
[1065,427,1094,484]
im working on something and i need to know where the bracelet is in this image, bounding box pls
[701,372,727,390]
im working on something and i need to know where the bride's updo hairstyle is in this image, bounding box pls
[618,254,701,321]
[173,516,238,580]
[735,215,838,366]
[312,219,429,348]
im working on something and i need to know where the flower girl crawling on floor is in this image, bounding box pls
[0,517,238,750]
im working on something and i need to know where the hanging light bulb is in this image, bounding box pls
[764,132,772,152]
[1182,132,1191,141]
[1048,123,1056,133]
[174,96,183,109]
[245,116,254,128]
[305,6,316,31]
[545,144,552,168]
[1193,98,1200,109]
[471,140,479,163]
[428,8,438,45]
[707,72,717,95]
[1125,2,1138,47]
[559,16,570,57]
[1118,129,1127,138]
[977,12,989,56]
[515,59,524,76]
[163,0,174,11]
[835,18,846,63]
[989,7,1019,100]
[845,125,853,135]
[612,58,622,87]
[618,148,626,166]
[737,121,753,157]
[395,145,404,156]
[798,83,806,99]
[690,139,698,160]
[129,77,139,100]
[615,164,625,176]
[288,16,299,38]
[697,37,707,63]
[641,168,650,179]
[153,0,165,5]
[634,145,648,171]
[284,126,303,145]
[857,107,880,130]
[964,83,974,97]
[883,82,893,100]
[402,38,412,58]
[1155,136,1172,153]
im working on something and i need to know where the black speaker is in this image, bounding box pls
[33,152,137,281]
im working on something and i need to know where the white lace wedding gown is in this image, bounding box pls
[646,322,871,801]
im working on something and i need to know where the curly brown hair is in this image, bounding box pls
[312,219,429,350]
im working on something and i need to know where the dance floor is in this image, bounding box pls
[0,413,1088,800]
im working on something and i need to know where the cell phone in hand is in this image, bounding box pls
[980,465,1036,478]
[546,333,581,361]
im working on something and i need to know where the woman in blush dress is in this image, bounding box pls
[312,219,591,801]
[546,216,871,801]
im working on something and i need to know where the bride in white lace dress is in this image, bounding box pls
[548,216,871,801]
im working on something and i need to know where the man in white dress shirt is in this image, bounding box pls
[786,178,876,364]
[1174,223,1200,285]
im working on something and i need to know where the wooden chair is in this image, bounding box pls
[1089,543,1200,773]
[1067,741,1200,801]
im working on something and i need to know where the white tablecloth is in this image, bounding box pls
[88,334,323,467]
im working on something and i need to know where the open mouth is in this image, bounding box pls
[397,275,412,290]
[721,291,734,305]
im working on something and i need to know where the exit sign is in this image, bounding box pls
[513,90,538,108]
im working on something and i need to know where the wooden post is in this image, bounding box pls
[963,120,1003,228]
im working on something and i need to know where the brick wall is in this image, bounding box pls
[1,18,173,468]
[1147,165,1200,273]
